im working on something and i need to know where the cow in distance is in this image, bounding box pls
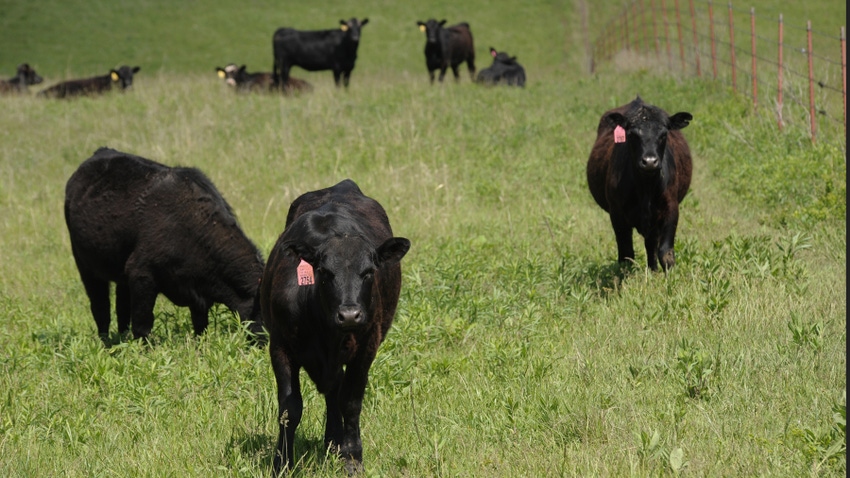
[260,179,410,475]
[215,63,312,94]
[475,47,526,87]
[64,147,266,342]
[38,65,140,99]
[416,19,476,83]
[272,18,368,89]
[0,63,43,94]
[586,96,693,271]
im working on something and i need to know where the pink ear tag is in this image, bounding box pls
[297,259,314,286]
[614,125,626,143]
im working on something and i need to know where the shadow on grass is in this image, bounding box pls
[226,430,338,477]
[579,259,637,297]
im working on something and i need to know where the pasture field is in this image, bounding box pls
[0,0,845,476]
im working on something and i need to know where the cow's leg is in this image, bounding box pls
[643,231,660,271]
[78,269,111,338]
[467,58,476,81]
[451,65,461,82]
[189,304,210,335]
[336,354,376,475]
[323,372,345,453]
[342,70,352,88]
[126,273,158,340]
[333,70,343,87]
[271,343,302,475]
[116,279,132,335]
[610,213,635,265]
[657,206,680,271]
[428,69,436,84]
[438,65,448,82]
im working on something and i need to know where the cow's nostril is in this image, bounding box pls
[337,306,363,326]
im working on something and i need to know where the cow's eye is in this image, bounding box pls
[361,270,375,281]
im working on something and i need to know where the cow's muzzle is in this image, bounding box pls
[638,156,661,172]
[337,305,365,329]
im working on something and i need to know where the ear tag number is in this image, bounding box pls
[297,259,314,286]
[614,125,626,143]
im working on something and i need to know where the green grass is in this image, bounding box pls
[0,0,845,476]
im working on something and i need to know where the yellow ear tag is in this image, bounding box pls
[419,25,426,32]
[340,24,349,32]
[110,72,119,81]
[217,70,226,78]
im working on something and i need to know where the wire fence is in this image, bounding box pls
[590,0,846,144]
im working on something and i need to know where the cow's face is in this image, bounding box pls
[17,63,42,86]
[216,64,243,87]
[339,18,368,43]
[606,106,692,173]
[291,235,409,330]
[110,65,141,89]
[489,48,517,65]
[417,19,447,44]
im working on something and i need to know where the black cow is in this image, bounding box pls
[272,18,369,89]
[586,96,693,271]
[260,179,410,475]
[475,47,526,87]
[416,19,476,84]
[38,65,140,99]
[0,63,43,94]
[64,147,266,341]
[215,63,313,94]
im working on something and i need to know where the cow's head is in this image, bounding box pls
[417,19,447,44]
[339,18,368,43]
[287,234,409,330]
[16,63,43,86]
[110,65,141,90]
[489,48,518,65]
[216,64,243,87]
[605,98,692,173]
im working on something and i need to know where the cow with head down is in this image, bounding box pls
[0,63,43,94]
[586,96,693,271]
[416,18,476,84]
[38,65,140,99]
[215,63,312,94]
[260,179,410,475]
[475,47,526,87]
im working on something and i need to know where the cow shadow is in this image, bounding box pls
[580,260,637,297]
[225,431,336,476]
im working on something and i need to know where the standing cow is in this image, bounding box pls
[475,47,526,87]
[0,63,43,94]
[38,65,140,99]
[586,96,693,271]
[260,179,410,475]
[215,63,312,94]
[64,147,266,341]
[272,18,368,89]
[416,19,476,84]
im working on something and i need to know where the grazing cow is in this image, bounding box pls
[0,63,43,94]
[475,47,526,87]
[272,18,369,89]
[64,147,266,341]
[215,63,312,94]
[38,65,140,99]
[586,96,693,271]
[260,179,410,475]
[416,19,476,83]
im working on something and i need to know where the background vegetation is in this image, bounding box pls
[0,0,844,476]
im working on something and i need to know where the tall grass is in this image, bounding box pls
[0,0,844,476]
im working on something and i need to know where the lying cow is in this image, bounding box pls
[416,19,476,83]
[38,65,140,99]
[475,47,526,87]
[0,63,43,94]
[272,18,368,89]
[586,96,693,271]
[215,63,312,94]
[64,147,266,341]
[260,179,410,474]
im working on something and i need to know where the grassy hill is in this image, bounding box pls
[0,0,844,476]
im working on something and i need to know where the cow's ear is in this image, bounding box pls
[669,112,693,130]
[418,22,426,32]
[439,19,447,26]
[110,71,120,82]
[216,68,226,78]
[285,242,317,266]
[605,112,627,128]
[490,48,497,58]
[340,20,349,31]
[239,65,247,72]
[132,66,140,73]
[360,18,368,26]
[376,237,411,266]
